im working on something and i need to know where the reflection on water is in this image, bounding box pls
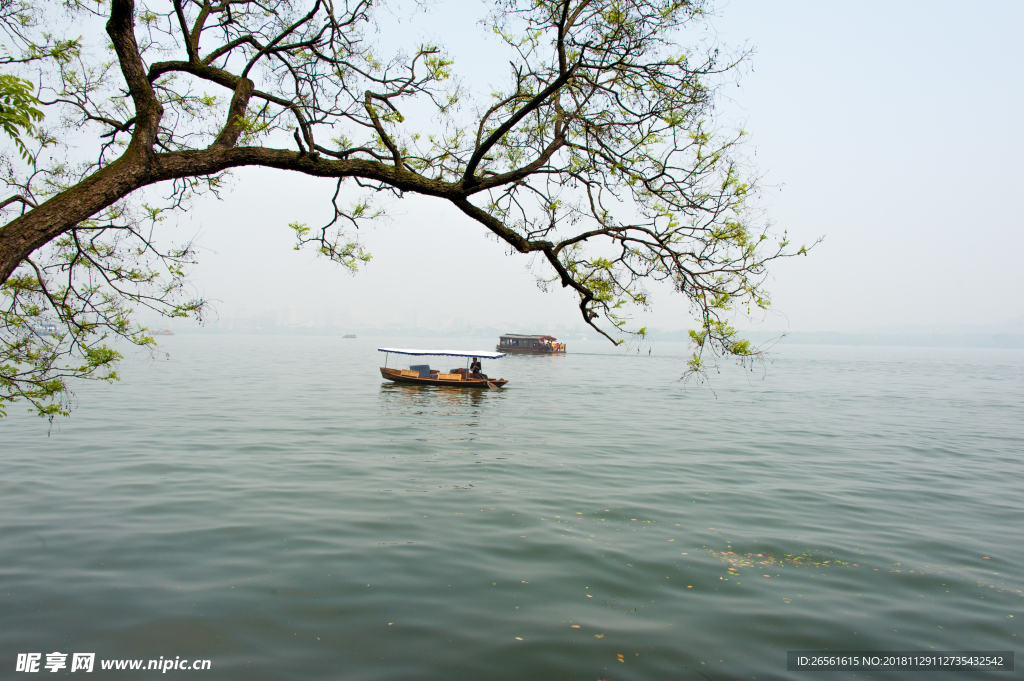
[379,383,505,437]
[380,382,499,410]
[2,337,1022,681]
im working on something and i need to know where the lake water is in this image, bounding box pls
[2,336,1021,680]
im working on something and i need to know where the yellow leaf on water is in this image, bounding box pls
[595,634,604,638]
[571,625,580,628]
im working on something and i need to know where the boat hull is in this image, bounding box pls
[496,346,565,354]
[380,367,508,388]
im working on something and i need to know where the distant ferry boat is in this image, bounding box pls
[497,334,566,354]
[343,334,357,338]
[151,328,174,336]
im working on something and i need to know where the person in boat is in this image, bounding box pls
[470,357,487,379]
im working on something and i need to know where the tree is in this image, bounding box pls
[0,0,810,417]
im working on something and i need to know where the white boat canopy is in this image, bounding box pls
[378,348,506,359]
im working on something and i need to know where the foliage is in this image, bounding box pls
[0,0,812,416]
[1,202,203,418]
[0,74,43,161]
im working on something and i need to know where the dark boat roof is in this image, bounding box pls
[499,333,557,341]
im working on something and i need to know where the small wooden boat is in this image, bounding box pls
[379,367,508,388]
[379,348,509,389]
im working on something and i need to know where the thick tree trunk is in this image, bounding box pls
[0,144,466,285]
[0,154,152,284]
[0,0,167,284]
[0,0,509,286]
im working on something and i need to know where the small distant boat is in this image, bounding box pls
[151,328,174,336]
[343,334,357,338]
[33,322,59,335]
[379,348,508,389]
[497,333,566,354]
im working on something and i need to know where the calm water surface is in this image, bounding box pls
[2,336,1022,680]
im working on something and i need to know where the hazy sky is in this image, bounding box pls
[178,0,1024,333]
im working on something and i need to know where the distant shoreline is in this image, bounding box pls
[149,326,1024,349]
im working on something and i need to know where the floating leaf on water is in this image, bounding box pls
[515,637,523,641]
[595,634,604,638]
[571,625,581,628]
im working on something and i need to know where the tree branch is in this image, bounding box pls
[173,0,198,63]
[0,195,38,211]
[462,65,578,186]
[106,0,163,152]
[209,77,254,149]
